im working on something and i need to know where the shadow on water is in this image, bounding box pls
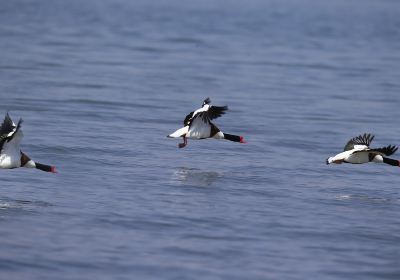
[170,167,223,187]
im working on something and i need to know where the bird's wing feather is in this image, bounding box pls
[369,145,398,156]
[184,111,194,126]
[0,113,16,136]
[200,105,228,122]
[1,128,23,154]
[352,148,371,154]
[344,133,374,151]
[186,116,211,139]
[0,114,23,152]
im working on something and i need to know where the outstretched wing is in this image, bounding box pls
[200,105,228,122]
[344,133,374,151]
[0,113,23,152]
[370,145,398,157]
[0,113,15,137]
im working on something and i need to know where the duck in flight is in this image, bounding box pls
[0,113,56,173]
[168,98,246,148]
[326,133,399,166]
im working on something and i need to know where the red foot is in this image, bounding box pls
[51,166,57,173]
[240,136,247,144]
[178,143,187,148]
[178,137,187,148]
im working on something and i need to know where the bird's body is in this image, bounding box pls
[326,133,399,166]
[168,98,245,148]
[0,113,56,172]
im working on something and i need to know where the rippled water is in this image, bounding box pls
[1,0,400,279]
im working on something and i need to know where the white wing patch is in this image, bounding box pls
[168,126,189,138]
[353,145,369,150]
[191,105,209,119]
[0,128,23,169]
[186,117,211,139]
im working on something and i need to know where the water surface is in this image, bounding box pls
[1,0,400,279]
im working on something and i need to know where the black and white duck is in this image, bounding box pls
[326,133,399,166]
[0,112,56,173]
[168,98,246,148]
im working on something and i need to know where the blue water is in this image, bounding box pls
[1,0,400,279]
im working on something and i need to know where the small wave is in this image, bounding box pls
[171,167,222,187]
[336,195,351,200]
[0,202,11,209]
[132,46,167,53]
[335,194,392,203]
[0,199,53,214]
[164,36,204,45]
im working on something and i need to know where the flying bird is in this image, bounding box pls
[168,98,246,148]
[326,133,399,166]
[0,112,56,173]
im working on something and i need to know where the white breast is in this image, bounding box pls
[0,149,20,168]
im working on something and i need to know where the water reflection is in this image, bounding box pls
[171,167,222,187]
[0,198,53,218]
[335,194,393,203]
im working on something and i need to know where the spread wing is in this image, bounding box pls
[200,105,228,122]
[344,133,374,151]
[370,145,398,157]
[0,113,23,152]
[0,113,15,136]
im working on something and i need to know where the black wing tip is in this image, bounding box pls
[364,133,374,141]
[216,105,228,114]
[4,111,17,122]
[16,118,23,129]
[356,133,374,140]
[1,112,15,134]
[352,133,375,145]
[390,145,398,154]
[381,145,398,156]
[5,111,11,120]
[344,133,375,151]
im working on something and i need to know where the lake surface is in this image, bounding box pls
[1,0,400,279]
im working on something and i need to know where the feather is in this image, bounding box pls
[344,133,374,151]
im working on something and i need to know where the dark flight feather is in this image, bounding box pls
[344,133,374,151]
[370,145,398,156]
[0,113,15,136]
[184,111,194,126]
[200,105,228,122]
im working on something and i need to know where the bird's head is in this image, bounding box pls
[202,97,211,107]
[326,155,344,165]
